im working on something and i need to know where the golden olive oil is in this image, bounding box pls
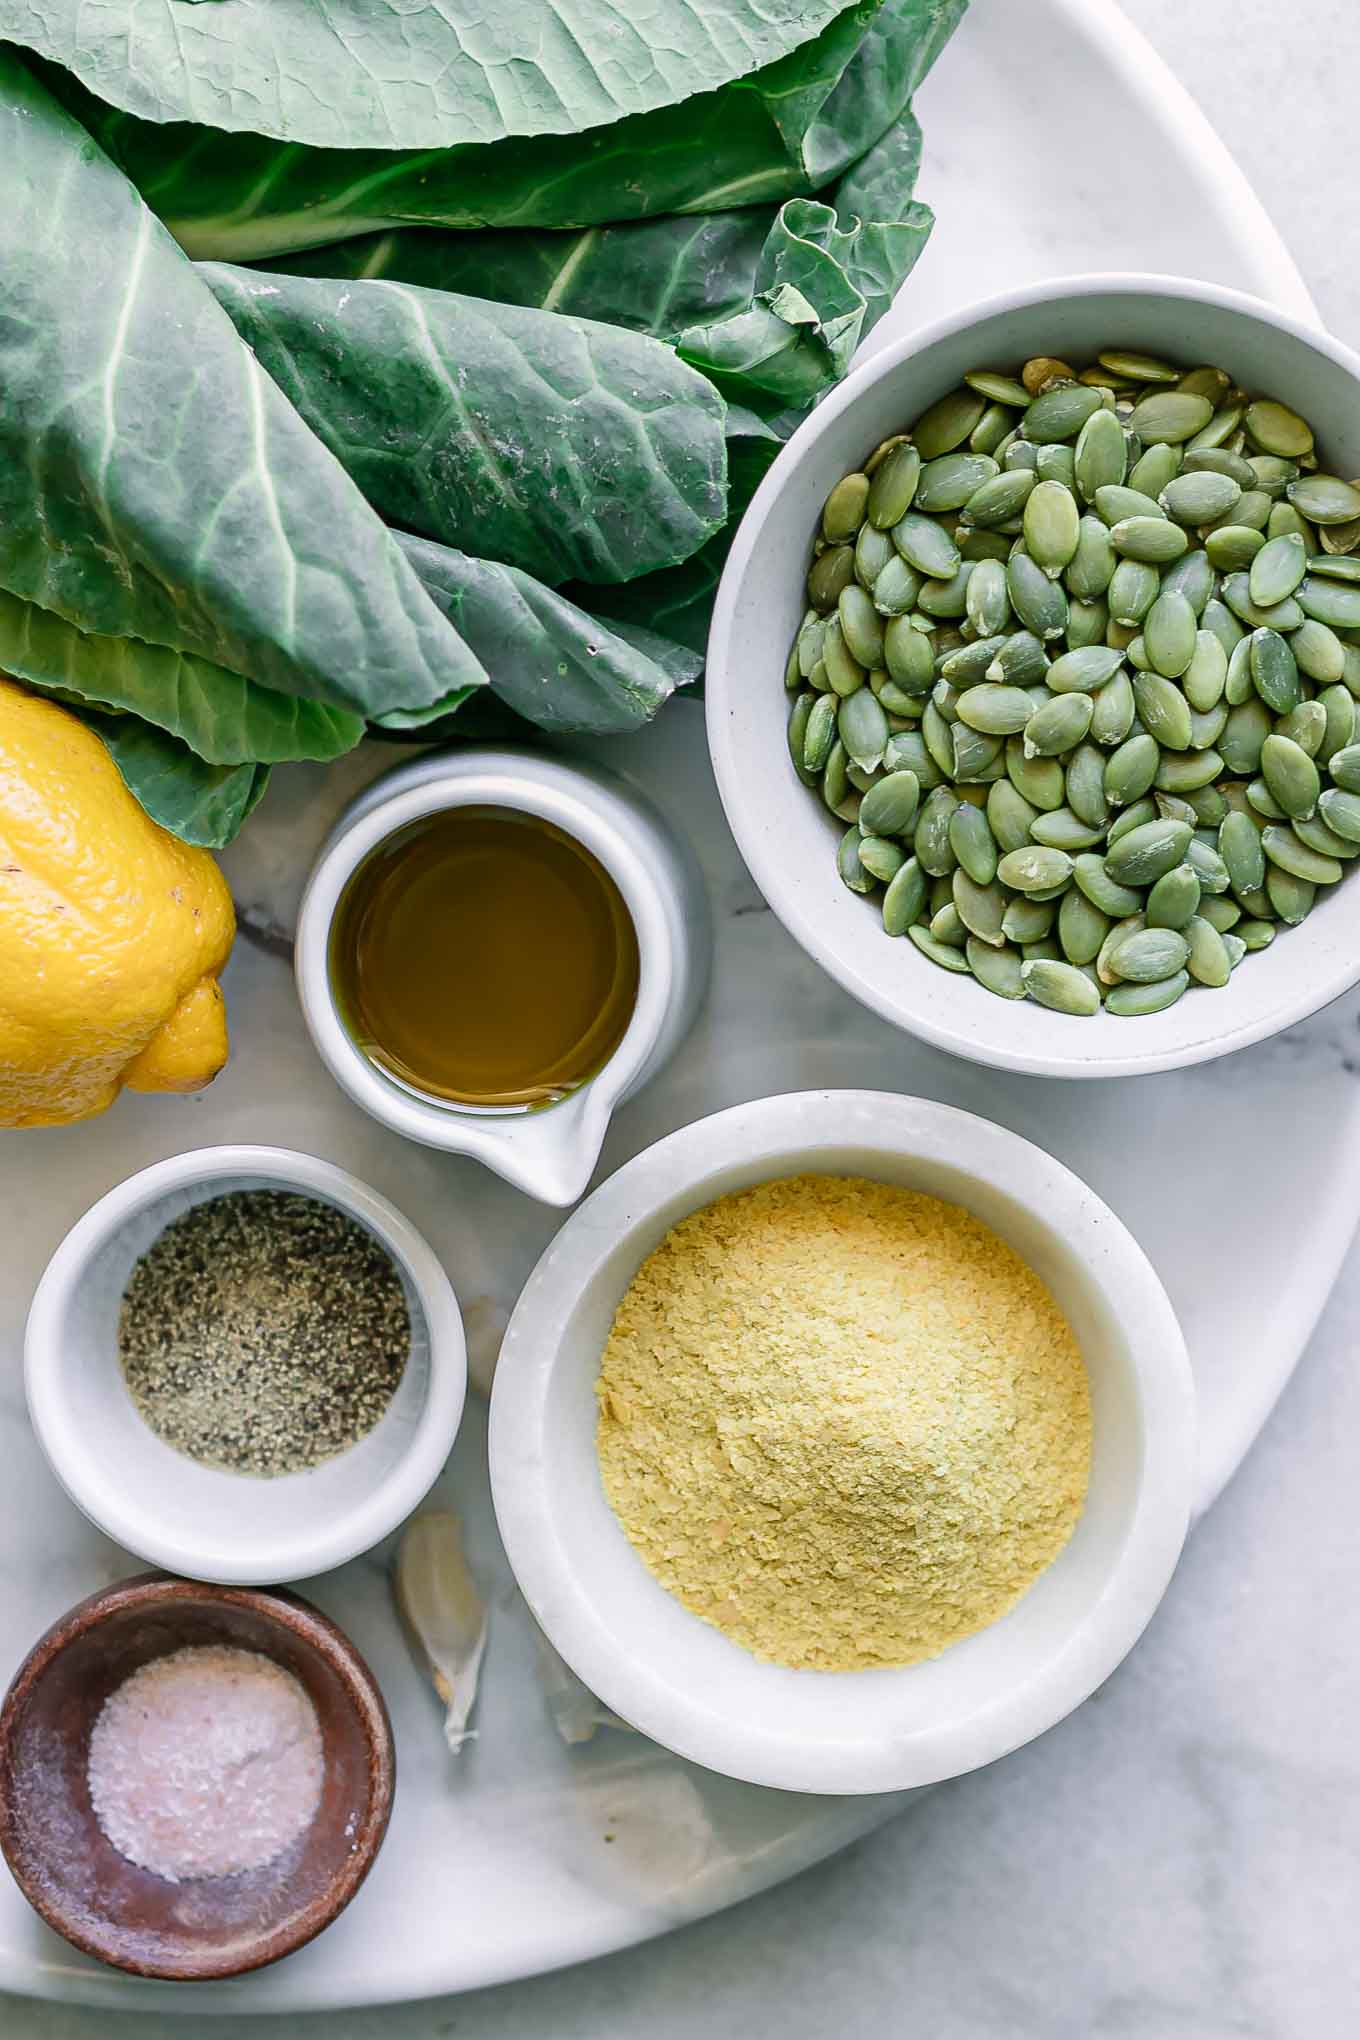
[331,808,639,1109]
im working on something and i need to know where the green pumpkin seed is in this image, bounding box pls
[997,845,1074,893]
[1029,807,1105,851]
[1179,917,1231,986]
[1094,484,1165,526]
[1005,737,1066,811]
[914,786,960,875]
[884,616,937,696]
[853,523,895,592]
[1105,971,1189,1016]
[788,694,820,785]
[1265,867,1315,923]
[908,924,972,972]
[960,469,1038,532]
[1163,551,1218,618]
[1326,742,1360,794]
[1110,517,1190,564]
[1108,558,1162,626]
[881,856,927,935]
[1023,384,1104,444]
[941,636,1009,686]
[962,558,1009,639]
[867,443,923,529]
[1291,618,1346,685]
[1236,918,1275,950]
[1184,446,1256,487]
[858,835,905,884]
[1187,404,1245,454]
[1260,733,1320,818]
[965,370,1032,407]
[1249,628,1301,714]
[1307,553,1360,583]
[1130,671,1192,751]
[1057,887,1110,965]
[1140,591,1196,679]
[948,802,999,884]
[950,868,1005,944]
[1072,853,1142,917]
[1034,644,1120,695]
[1021,958,1101,1015]
[1155,794,1199,827]
[920,700,952,772]
[1292,814,1358,861]
[1201,597,1245,660]
[1276,700,1327,758]
[858,770,922,838]
[1065,515,1118,600]
[1159,471,1241,526]
[1196,893,1240,932]
[1127,442,1181,497]
[1102,731,1160,807]
[954,683,1036,736]
[1105,817,1193,885]
[913,389,987,461]
[1189,700,1229,749]
[1107,797,1159,845]
[1288,475,1360,526]
[1003,896,1057,943]
[838,686,889,771]
[1180,629,1228,713]
[1297,574,1360,629]
[1022,692,1093,758]
[1184,838,1231,894]
[838,585,886,670]
[822,474,870,543]
[1248,454,1302,499]
[892,512,960,580]
[951,724,1005,782]
[1106,926,1191,982]
[1244,399,1314,459]
[1127,391,1215,444]
[1320,514,1360,555]
[966,937,1026,997]
[1146,864,1201,929]
[801,691,839,776]
[1090,670,1137,746]
[808,544,856,610]
[916,451,1000,514]
[1066,597,1109,649]
[1072,407,1129,502]
[1261,824,1342,884]
[1268,502,1314,546]
[1065,742,1110,828]
[972,410,1016,457]
[837,826,875,893]
[1185,784,1230,827]
[872,555,922,617]
[1024,480,1081,578]
[987,630,1051,687]
[1224,636,1255,707]
[1215,803,1272,901]
[1005,440,1040,473]
[1036,445,1077,491]
[1178,365,1232,400]
[821,738,851,815]
[1206,524,1267,572]
[1097,349,1179,384]
[984,779,1037,854]
[1226,566,1305,630]
[1318,788,1360,843]
[1154,747,1223,793]
[1247,777,1286,820]
[917,563,975,620]
[1096,913,1144,984]
[1008,553,1069,639]
[1317,686,1356,767]
[1248,532,1308,609]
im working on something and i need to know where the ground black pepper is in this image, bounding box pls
[118,1190,410,1477]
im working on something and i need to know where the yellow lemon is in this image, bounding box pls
[0,679,236,1127]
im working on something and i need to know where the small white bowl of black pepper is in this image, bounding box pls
[24,1147,467,1584]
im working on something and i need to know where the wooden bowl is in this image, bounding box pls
[0,1574,395,1980]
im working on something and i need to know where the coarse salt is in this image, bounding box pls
[87,1645,324,1882]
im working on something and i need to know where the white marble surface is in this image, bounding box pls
[5,0,1360,2031]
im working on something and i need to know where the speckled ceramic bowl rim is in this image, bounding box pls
[706,272,1360,1080]
[0,1574,395,1980]
[489,1090,1196,1796]
[24,1146,467,1583]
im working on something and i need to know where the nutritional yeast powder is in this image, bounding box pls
[596,1175,1092,1671]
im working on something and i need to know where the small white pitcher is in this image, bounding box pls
[295,749,710,1205]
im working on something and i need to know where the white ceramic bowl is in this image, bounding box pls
[25,1147,466,1584]
[708,274,1360,1078]
[489,1091,1194,1795]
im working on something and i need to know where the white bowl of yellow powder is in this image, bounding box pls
[489,1090,1194,1795]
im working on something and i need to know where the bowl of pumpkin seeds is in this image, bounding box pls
[707,274,1360,1076]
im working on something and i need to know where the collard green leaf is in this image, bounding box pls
[71,710,272,848]
[5,0,855,150]
[392,536,701,735]
[0,592,365,764]
[0,55,485,723]
[60,0,964,260]
[204,266,728,587]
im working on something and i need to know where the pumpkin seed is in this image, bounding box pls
[1023,357,1076,395]
[1160,471,1241,526]
[1105,817,1193,885]
[1236,918,1275,950]
[961,558,1008,639]
[1036,444,1077,491]
[1318,788,1360,843]
[1065,514,1118,599]
[948,802,999,884]
[1066,598,1109,649]
[839,585,886,669]
[1005,440,1040,473]
[837,826,875,893]
[1181,629,1228,712]
[1276,699,1327,757]
[823,620,867,698]
[858,834,905,883]
[1102,731,1160,808]
[1107,797,1159,845]
[822,474,870,543]
[854,523,895,591]
[1184,837,1231,894]
[867,443,923,528]
[1127,391,1214,443]
[917,563,974,620]
[1024,480,1081,577]
[1057,887,1110,965]
[1021,958,1101,1015]
[987,630,1051,687]
[966,370,1032,407]
[967,936,1026,996]
[1023,692,1093,757]
[1127,442,1181,497]
[788,694,820,785]
[1030,807,1105,851]
[997,845,1074,893]
[1288,475,1360,526]
[1072,852,1143,917]
[1098,349,1179,384]
[1297,574,1360,629]
[1187,404,1245,454]
[1154,747,1223,793]
[1090,670,1137,746]
[1005,737,1066,810]
[1260,733,1319,819]
[971,404,1015,456]
[1249,532,1308,608]
[1244,399,1314,459]
[1003,895,1057,943]
[1023,384,1104,444]
[941,636,1009,686]
[1105,972,1189,1016]
[1065,742,1110,828]
[808,544,856,610]
[951,723,1005,782]
[1184,446,1256,487]
[801,691,839,775]
[913,389,988,461]
[1140,591,1197,678]
[821,738,851,814]
[1146,864,1201,929]
[1292,814,1358,861]
[1196,893,1241,932]
[955,682,1038,737]
[1317,686,1356,767]
[1110,516,1191,564]
[1094,484,1165,526]
[839,687,889,771]
[1131,671,1193,751]
[1177,367,1233,404]
[1261,824,1342,884]
[1326,741,1360,794]
[1205,524,1267,572]
[858,770,922,838]
[1265,867,1315,923]
[872,554,922,617]
[949,868,1004,944]
[1106,925,1191,982]
[881,856,927,935]
[1268,502,1313,547]
[914,786,960,874]
[916,451,999,514]
[1043,645,1124,695]
[1096,913,1144,984]
[1247,777,1285,820]
[1108,558,1162,626]
[1309,553,1360,583]
[1008,552,1069,639]
[1249,628,1301,714]
[908,924,972,971]
[892,512,960,580]
[1185,784,1230,828]
[1181,916,1231,986]
[1072,407,1129,502]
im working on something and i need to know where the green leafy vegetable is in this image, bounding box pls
[53,0,964,260]
[204,266,728,586]
[0,593,365,764]
[6,0,855,150]
[0,55,485,719]
[72,711,273,848]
